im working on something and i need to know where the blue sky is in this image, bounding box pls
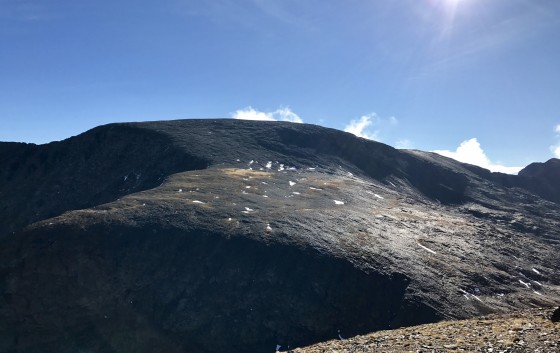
[1,0,560,173]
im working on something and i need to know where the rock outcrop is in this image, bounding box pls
[0,119,559,352]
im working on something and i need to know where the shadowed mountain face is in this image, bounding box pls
[0,119,559,353]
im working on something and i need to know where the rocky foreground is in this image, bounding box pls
[293,307,560,353]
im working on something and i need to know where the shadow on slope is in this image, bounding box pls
[0,222,441,353]
[0,124,209,237]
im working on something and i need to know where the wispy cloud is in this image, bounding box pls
[551,124,560,158]
[410,2,560,82]
[395,139,413,149]
[0,1,52,21]
[344,115,377,140]
[344,113,398,141]
[433,138,522,174]
[172,0,309,30]
[231,106,303,123]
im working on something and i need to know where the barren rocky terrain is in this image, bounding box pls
[0,119,559,352]
[293,307,560,353]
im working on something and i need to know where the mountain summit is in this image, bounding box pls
[1,119,559,352]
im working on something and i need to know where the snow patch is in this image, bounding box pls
[192,200,204,204]
[417,242,436,254]
[519,280,530,288]
[532,268,541,275]
[278,164,285,171]
[266,224,272,232]
[309,187,322,190]
[292,192,300,195]
[289,181,296,186]
[334,200,345,205]
[266,161,272,169]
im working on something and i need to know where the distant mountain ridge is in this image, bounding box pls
[1,119,559,353]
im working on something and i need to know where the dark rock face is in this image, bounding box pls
[552,307,560,322]
[0,125,208,237]
[0,119,559,353]
[0,224,440,353]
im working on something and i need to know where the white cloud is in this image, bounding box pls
[552,124,560,158]
[552,145,560,158]
[344,113,399,142]
[273,107,303,123]
[231,106,303,123]
[344,115,378,140]
[433,138,522,175]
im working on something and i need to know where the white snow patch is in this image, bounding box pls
[519,280,531,288]
[533,291,542,296]
[347,172,353,177]
[388,181,396,187]
[236,159,240,162]
[242,191,248,194]
[374,194,384,199]
[289,181,296,186]
[307,167,316,170]
[249,160,254,165]
[263,195,269,198]
[334,200,345,205]
[192,200,204,204]
[123,175,128,181]
[533,280,543,286]
[266,224,272,232]
[278,164,285,171]
[417,242,436,254]
[245,207,254,212]
[178,189,183,192]
[309,187,322,190]
[265,161,272,169]
[228,217,232,221]
[532,268,541,275]
[245,186,251,189]
[292,192,300,195]
[471,294,483,303]
[261,181,268,185]
[287,167,297,171]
